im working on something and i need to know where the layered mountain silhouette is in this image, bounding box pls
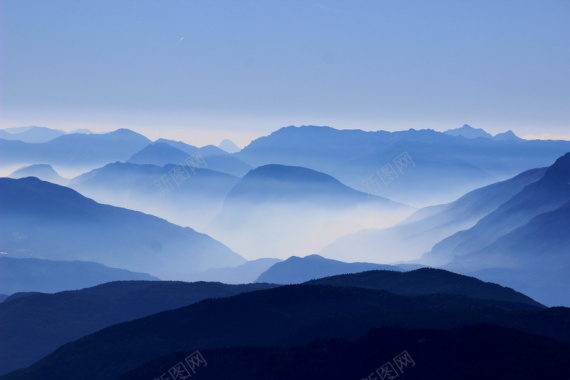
[69,162,240,228]
[126,141,251,177]
[425,152,570,264]
[456,201,570,306]
[417,152,570,306]
[9,164,68,185]
[4,281,565,380]
[444,124,523,142]
[0,256,157,294]
[127,142,189,166]
[0,128,151,168]
[320,166,546,262]
[207,164,412,259]
[255,254,403,284]
[236,125,570,205]
[0,177,245,279]
[0,281,276,375]
[0,126,66,143]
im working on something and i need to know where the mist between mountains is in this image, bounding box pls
[153,152,208,196]
[362,152,416,196]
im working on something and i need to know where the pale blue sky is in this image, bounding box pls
[1,0,568,146]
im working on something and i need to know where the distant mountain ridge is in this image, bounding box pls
[0,126,66,143]
[0,128,151,168]
[444,124,494,139]
[236,125,569,205]
[0,256,157,295]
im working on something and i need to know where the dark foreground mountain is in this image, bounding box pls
[207,164,412,259]
[320,166,545,262]
[0,256,157,294]
[0,281,276,375]
[117,325,570,380]
[0,177,245,279]
[306,268,542,307]
[4,283,567,380]
[256,255,403,284]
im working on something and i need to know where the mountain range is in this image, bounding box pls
[320,166,546,262]
[0,177,245,279]
[0,127,67,143]
[69,162,241,228]
[444,124,523,141]
[0,129,150,170]
[3,272,564,380]
[0,281,276,375]
[235,125,570,205]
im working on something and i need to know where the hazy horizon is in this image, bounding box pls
[2,0,568,147]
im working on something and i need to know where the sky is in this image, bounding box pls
[1,0,569,147]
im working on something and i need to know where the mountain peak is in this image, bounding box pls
[494,130,522,141]
[218,139,240,153]
[445,124,493,139]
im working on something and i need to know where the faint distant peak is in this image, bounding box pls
[444,124,493,139]
[493,130,522,141]
[69,129,92,134]
[218,139,241,153]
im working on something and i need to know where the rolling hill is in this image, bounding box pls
[2,283,564,380]
[0,281,276,375]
